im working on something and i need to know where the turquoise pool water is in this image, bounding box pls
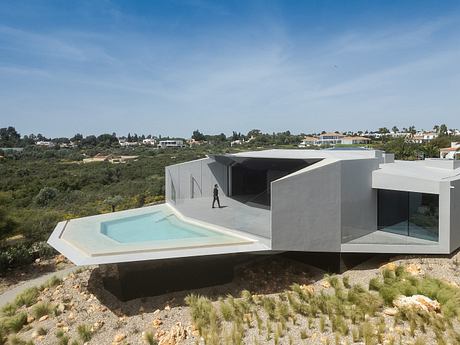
[100,211,230,243]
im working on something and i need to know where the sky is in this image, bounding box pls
[0,0,459,138]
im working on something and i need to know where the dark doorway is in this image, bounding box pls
[230,158,316,207]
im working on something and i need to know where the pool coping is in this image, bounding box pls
[48,203,272,265]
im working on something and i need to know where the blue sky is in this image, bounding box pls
[0,0,459,138]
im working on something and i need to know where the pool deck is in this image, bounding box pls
[172,196,271,239]
[48,203,271,266]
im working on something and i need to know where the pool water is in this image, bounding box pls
[100,211,230,243]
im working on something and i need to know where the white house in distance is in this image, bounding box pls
[299,133,371,147]
[142,138,157,146]
[412,131,438,143]
[119,139,139,147]
[159,140,185,148]
[440,142,460,159]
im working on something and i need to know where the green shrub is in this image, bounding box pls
[3,312,27,333]
[76,324,92,342]
[35,187,58,206]
[144,331,157,345]
[14,287,39,307]
[0,303,17,317]
[42,275,62,289]
[31,302,56,319]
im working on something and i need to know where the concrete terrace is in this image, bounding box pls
[173,196,271,239]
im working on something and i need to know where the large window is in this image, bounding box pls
[377,189,439,241]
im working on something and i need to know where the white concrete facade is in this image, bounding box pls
[165,149,460,255]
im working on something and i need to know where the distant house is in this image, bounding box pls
[230,139,243,146]
[159,140,185,148]
[187,139,206,146]
[298,136,318,147]
[341,136,371,145]
[142,138,157,146]
[316,132,345,146]
[440,142,460,160]
[412,131,438,143]
[36,141,55,147]
[299,134,370,147]
[119,140,139,147]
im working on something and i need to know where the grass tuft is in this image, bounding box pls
[76,324,92,342]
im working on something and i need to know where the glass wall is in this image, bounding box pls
[377,189,439,241]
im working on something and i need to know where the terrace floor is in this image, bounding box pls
[172,195,271,239]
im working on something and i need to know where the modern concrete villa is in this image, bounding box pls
[49,149,460,267]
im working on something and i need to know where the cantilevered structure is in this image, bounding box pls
[49,149,460,266]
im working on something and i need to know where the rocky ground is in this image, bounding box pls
[2,252,460,345]
[0,255,73,295]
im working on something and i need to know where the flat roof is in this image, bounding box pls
[227,149,383,161]
[375,159,460,182]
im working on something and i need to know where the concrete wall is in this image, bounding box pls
[450,179,460,252]
[165,158,228,204]
[340,159,379,242]
[373,173,440,194]
[270,158,379,252]
[271,159,342,252]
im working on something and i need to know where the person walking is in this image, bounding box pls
[212,184,221,208]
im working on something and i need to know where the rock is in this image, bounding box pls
[139,306,145,313]
[152,319,163,327]
[164,305,171,311]
[35,258,41,263]
[113,334,127,343]
[39,315,49,322]
[55,254,66,264]
[158,323,187,345]
[153,309,160,315]
[300,284,315,294]
[155,330,166,339]
[383,307,398,316]
[57,303,66,313]
[67,312,75,320]
[381,262,397,271]
[405,264,422,275]
[27,315,35,323]
[393,295,441,313]
[320,280,330,288]
[56,321,65,327]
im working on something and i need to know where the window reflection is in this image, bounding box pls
[377,189,439,242]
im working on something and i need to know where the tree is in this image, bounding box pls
[247,129,261,138]
[97,133,119,147]
[433,125,440,134]
[104,195,124,212]
[392,126,399,133]
[0,126,21,147]
[378,127,390,134]
[71,133,83,142]
[35,187,58,206]
[192,130,206,141]
[439,124,448,137]
[81,135,97,146]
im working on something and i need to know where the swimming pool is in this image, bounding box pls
[100,211,232,243]
[57,204,257,259]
